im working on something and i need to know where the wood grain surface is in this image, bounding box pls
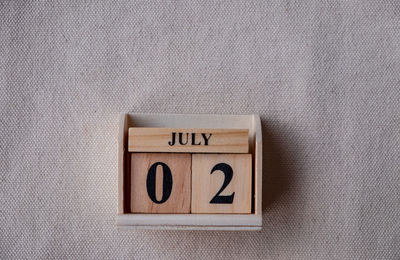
[128,127,249,153]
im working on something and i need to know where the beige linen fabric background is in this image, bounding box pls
[1,1,400,259]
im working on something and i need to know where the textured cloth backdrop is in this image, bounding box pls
[1,1,400,259]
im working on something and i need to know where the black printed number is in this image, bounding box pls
[209,163,235,204]
[146,162,234,205]
[146,162,173,204]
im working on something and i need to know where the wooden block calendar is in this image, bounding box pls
[117,113,262,230]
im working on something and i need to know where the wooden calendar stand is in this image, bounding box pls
[117,113,262,230]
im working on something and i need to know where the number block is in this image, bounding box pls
[191,154,252,214]
[130,153,191,213]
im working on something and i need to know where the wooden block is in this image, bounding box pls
[128,127,249,153]
[191,154,252,214]
[130,153,191,213]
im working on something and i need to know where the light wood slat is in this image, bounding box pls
[128,127,249,153]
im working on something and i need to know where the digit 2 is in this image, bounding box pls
[146,162,173,204]
[209,163,235,204]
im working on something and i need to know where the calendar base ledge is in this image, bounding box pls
[116,214,262,231]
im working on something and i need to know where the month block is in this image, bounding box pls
[191,154,252,214]
[130,153,191,213]
[128,127,249,153]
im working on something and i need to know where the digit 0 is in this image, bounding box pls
[146,162,173,204]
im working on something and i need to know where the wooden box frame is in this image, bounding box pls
[117,113,262,230]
